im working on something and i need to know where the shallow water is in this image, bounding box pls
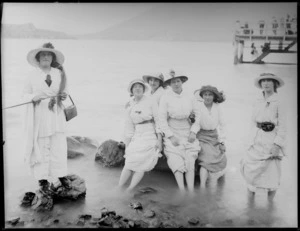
[2,39,297,227]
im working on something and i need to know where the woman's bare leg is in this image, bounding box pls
[127,172,145,190]
[118,168,132,188]
[200,167,209,188]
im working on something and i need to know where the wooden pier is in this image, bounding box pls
[233,20,297,65]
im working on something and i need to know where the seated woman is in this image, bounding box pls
[118,79,162,191]
[142,72,166,105]
[194,85,227,188]
[159,69,201,193]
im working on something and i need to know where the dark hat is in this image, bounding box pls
[194,85,225,103]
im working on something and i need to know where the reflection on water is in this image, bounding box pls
[5,151,296,228]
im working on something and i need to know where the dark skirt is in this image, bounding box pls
[196,129,227,172]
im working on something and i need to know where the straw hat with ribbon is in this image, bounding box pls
[163,69,188,87]
[27,42,65,67]
[194,85,225,103]
[142,73,164,84]
[254,73,284,89]
[128,79,149,94]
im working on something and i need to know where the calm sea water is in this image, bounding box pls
[2,38,297,227]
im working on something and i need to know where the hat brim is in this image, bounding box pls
[128,80,149,94]
[142,75,164,83]
[27,47,65,67]
[254,76,284,89]
[164,76,188,86]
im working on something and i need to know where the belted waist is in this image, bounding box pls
[256,122,275,132]
[137,119,154,125]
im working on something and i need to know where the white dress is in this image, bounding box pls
[123,95,161,172]
[240,92,287,192]
[22,67,68,182]
[159,90,201,173]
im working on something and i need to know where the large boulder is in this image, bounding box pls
[67,136,99,159]
[95,140,125,167]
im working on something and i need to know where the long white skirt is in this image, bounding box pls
[124,123,160,172]
[32,132,68,182]
[163,119,200,173]
[240,128,283,192]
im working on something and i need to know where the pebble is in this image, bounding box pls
[144,210,155,218]
[188,217,199,225]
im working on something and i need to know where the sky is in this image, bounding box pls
[2,3,297,36]
[2,3,156,35]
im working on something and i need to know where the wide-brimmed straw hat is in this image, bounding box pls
[142,73,164,83]
[128,79,149,94]
[254,73,284,89]
[27,42,65,67]
[163,69,188,86]
[194,85,225,103]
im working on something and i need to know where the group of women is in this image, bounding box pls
[22,42,287,202]
[119,70,228,193]
[119,70,287,201]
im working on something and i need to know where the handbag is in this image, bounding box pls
[64,95,77,121]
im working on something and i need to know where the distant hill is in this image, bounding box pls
[77,3,296,42]
[2,23,76,39]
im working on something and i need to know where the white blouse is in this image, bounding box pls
[22,67,67,137]
[197,101,226,142]
[149,86,165,105]
[123,95,160,146]
[249,92,286,147]
[159,89,201,138]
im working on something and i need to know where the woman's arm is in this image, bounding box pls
[123,110,135,147]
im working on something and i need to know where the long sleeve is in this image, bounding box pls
[22,75,36,102]
[151,101,161,134]
[217,104,227,143]
[273,100,287,147]
[123,110,135,147]
[158,95,173,138]
[190,98,201,134]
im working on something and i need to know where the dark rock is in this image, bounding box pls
[67,136,99,159]
[188,217,199,225]
[130,201,143,210]
[128,220,135,228]
[79,214,92,220]
[21,192,36,207]
[76,218,85,226]
[53,174,86,200]
[95,139,125,167]
[7,217,20,226]
[53,219,59,224]
[148,218,162,228]
[98,215,114,227]
[15,221,25,227]
[144,210,155,218]
[161,220,180,228]
[134,220,149,228]
[100,207,116,217]
[31,189,54,210]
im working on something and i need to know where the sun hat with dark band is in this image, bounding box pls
[194,85,225,103]
[163,69,188,86]
[27,42,65,67]
[254,73,284,89]
[142,73,164,83]
[128,79,149,94]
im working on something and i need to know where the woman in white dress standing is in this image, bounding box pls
[159,70,201,193]
[194,85,227,188]
[240,73,286,201]
[22,42,68,191]
[119,79,162,191]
